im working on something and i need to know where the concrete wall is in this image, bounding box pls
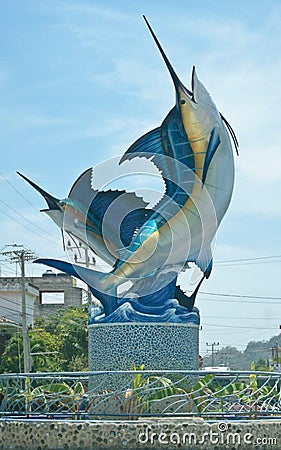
[0,278,38,327]
[0,419,280,450]
[0,273,86,325]
[30,273,85,318]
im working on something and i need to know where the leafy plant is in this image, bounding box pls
[0,307,88,373]
[124,365,191,415]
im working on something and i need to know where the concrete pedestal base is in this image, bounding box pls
[88,322,199,379]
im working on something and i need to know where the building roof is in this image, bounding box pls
[0,315,20,328]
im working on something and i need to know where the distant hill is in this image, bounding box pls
[203,333,281,370]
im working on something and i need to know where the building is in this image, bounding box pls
[0,270,87,329]
[31,269,87,318]
[0,277,38,327]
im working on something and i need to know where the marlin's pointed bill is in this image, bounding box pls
[17,171,61,211]
[143,15,192,98]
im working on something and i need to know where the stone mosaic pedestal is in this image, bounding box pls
[88,322,199,390]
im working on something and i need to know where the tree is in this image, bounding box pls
[255,358,268,371]
[51,307,88,371]
[0,307,88,373]
[0,329,58,373]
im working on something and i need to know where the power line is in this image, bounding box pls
[214,260,281,267]
[198,297,281,305]
[0,172,39,212]
[216,254,281,264]
[199,342,271,349]
[0,261,17,275]
[0,205,59,245]
[203,323,278,330]
[203,330,255,335]
[0,294,33,316]
[0,301,24,318]
[204,315,279,320]
[185,285,281,303]
[216,262,281,268]
[198,290,281,300]
[0,198,57,242]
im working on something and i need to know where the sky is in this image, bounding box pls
[0,0,280,358]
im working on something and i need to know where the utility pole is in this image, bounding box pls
[0,244,37,373]
[66,240,96,305]
[206,342,220,367]
[269,342,281,371]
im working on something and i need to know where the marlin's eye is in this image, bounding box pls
[180,99,186,105]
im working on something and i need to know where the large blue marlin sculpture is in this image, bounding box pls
[18,16,238,323]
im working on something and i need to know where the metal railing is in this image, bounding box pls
[0,370,280,420]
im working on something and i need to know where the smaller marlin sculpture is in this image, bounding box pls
[18,16,238,321]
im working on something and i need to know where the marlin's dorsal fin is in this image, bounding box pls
[192,66,218,114]
[69,167,149,212]
[68,168,96,207]
[119,110,195,214]
[119,127,163,164]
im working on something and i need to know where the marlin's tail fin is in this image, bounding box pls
[175,276,204,311]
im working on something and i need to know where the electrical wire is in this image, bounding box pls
[204,315,279,320]
[198,342,271,350]
[0,172,39,212]
[198,297,281,305]
[0,302,23,318]
[216,254,281,264]
[0,172,60,244]
[202,323,278,330]
[195,289,281,300]
[0,198,57,242]
[0,204,56,242]
[0,262,17,276]
[0,293,34,310]
[214,260,281,267]
[202,330,255,335]
[0,294,33,317]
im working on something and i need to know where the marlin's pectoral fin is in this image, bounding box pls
[116,246,133,261]
[117,219,158,262]
[34,258,106,285]
[202,127,221,185]
[120,208,153,247]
